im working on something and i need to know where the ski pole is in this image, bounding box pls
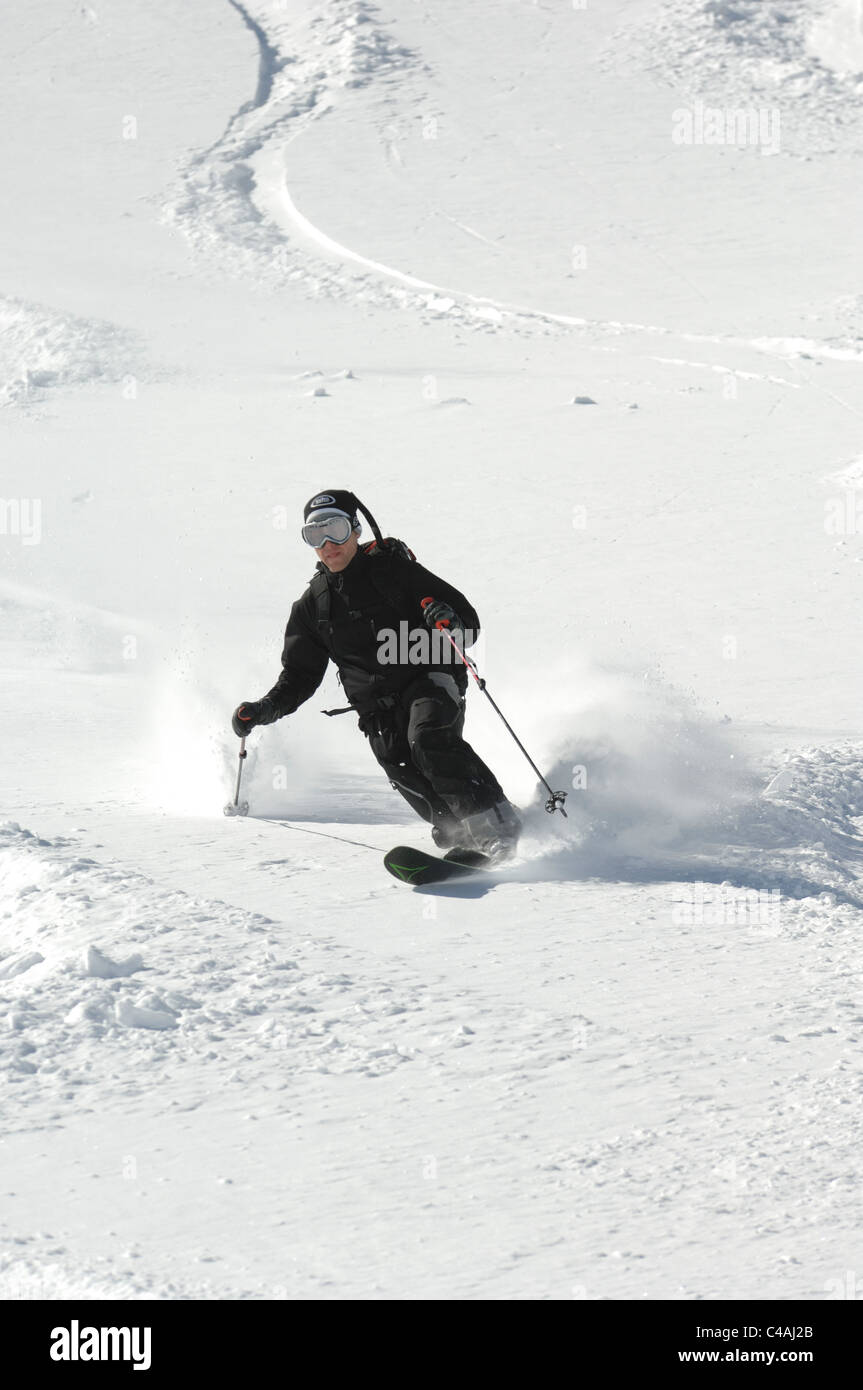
[224,736,250,817]
[421,601,567,817]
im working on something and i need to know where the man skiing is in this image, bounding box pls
[231,489,521,862]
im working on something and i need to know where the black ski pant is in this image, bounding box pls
[358,673,505,832]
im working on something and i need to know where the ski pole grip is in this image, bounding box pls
[421,596,451,630]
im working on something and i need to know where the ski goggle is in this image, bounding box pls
[301,511,354,548]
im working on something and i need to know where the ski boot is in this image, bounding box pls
[445,800,522,867]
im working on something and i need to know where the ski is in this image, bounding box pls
[383,844,492,886]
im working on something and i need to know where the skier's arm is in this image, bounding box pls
[398,558,481,647]
[264,596,330,717]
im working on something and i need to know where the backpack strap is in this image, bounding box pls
[309,569,332,640]
[308,537,418,647]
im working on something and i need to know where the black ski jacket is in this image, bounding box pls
[264,542,480,718]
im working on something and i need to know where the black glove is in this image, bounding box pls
[422,599,463,635]
[231,697,276,738]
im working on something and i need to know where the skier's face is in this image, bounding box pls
[316,531,359,572]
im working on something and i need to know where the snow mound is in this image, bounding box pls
[607,0,863,155]
[808,0,863,75]
[0,295,144,407]
[0,820,454,1106]
[0,1257,223,1301]
[81,945,145,980]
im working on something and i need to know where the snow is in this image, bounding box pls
[0,295,144,406]
[809,0,863,76]
[1,0,862,1301]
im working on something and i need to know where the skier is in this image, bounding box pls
[231,489,521,861]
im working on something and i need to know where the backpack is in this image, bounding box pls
[308,537,417,644]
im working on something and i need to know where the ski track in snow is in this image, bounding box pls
[7,0,861,411]
[158,0,863,382]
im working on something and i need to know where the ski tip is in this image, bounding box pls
[384,844,490,886]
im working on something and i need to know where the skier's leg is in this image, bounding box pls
[405,675,504,818]
[358,703,459,839]
[386,763,462,840]
[405,674,521,856]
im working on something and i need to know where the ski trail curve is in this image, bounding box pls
[164,0,863,384]
[226,0,281,111]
